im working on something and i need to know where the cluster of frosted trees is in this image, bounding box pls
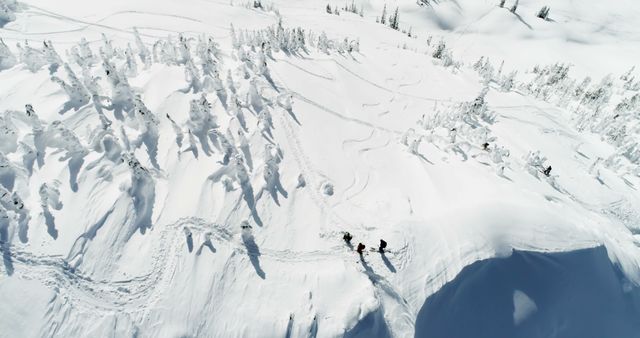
[470,54,640,178]
[402,87,511,176]
[0,21,354,243]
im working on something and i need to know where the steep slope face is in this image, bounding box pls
[415,246,640,338]
[0,0,640,337]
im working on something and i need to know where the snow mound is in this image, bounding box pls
[415,246,640,338]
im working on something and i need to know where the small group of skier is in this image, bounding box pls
[343,232,387,255]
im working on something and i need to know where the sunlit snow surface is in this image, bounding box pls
[1,0,640,337]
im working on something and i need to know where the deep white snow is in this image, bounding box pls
[1,0,640,337]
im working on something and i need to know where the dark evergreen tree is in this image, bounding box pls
[389,7,399,30]
[380,4,387,25]
[536,6,550,20]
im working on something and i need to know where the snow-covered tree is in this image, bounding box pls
[103,60,136,119]
[42,40,62,74]
[524,151,548,178]
[99,33,116,61]
[0,113,17,154]
[188,94,219,155]
[133,27,151,67]
[500,71,517,92]
[536,6,550,20]
[389,7,400,30]
[121,152,155,234]
[0,37,16,70]
[46,120,89,191]
[132,96,161,169]
[24,104,47,168]
[51,63,91,113]
[182,59,203,93]
[16,41,47,72]
[0,185,30,243]
[380,4,387,25]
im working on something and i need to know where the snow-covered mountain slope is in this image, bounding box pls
[1,0,640,337]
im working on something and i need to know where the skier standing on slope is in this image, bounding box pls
[343,232,352,244]
[357,243,365,255]
[543,165,552,177]
[379,239,388,253]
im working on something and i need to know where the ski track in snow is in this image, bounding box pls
[0,216,381,313]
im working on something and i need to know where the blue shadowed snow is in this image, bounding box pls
[414,246,640,338]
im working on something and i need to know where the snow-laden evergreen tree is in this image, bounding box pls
[257,106,274,138]
[230,24,241,50]
[615,93,640,114]
[0,37,15,70]
[176,34,192,65]
[500,70,517,92]
[123,43,138,77]
[499,0,506,8]
[133,27,151,67]
[17,141,35,176]
[389,7,400,30]
[474,57,495,84]
[196,35,221,62]
[39,183,63,211]
[51,63,91,113]
[39,181,62,237]
[581,75,614,110]
[524,150,548,178]
[262,143,287,203]
[253,46,269,76]
[380,4,387,25]
[78,37,97,66]
[46,120,89,191]
[0,151,18,191]
[103,60,136,119]
[133,96,161,169]
[121,152,155,234]
[326,3,332,14]
[16,41,47,72]
[153,37,179,65]
[99,33,116,61]
[0,184,30,243]
[462,87,496,125]
[165,113,184,150]
[188,94,219,155]
[182,59,203,93]
[42,40,62,74]
[226,70,237,94]
[81,64,111,119]
[432,39,446,60]
[23,104,47,168]
[0,113,18,153]
[248,76,264,112]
